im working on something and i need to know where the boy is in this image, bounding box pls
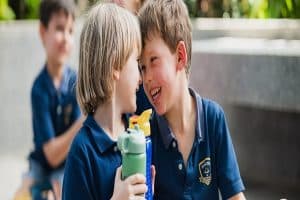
[62,3,147,200]
[14,0,83,199]
[138,0,246,199]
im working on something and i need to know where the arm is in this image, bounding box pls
[215,106,245,199]
[229,192,246,200]
[43,116,84,168]
[110,167,148,200]
[31,86,84,168]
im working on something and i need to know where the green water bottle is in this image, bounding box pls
[117,125,146,180]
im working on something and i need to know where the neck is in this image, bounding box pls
[46,60,64,89]
[93,97,125,141]
[165,86,196,137]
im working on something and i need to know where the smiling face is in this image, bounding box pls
[115,47,141,113]
[140,35,179,115]
[40,10,74,67]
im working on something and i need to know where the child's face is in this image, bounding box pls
[115,47,141,113]
[140,36,178,115]
[40,10,74,67]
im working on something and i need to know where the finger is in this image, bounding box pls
[151,165,156,193]
[129,195,146,200]
[127,173,146,185]
[131,183,148,195]
[114,166,122,182]
[51,180,61,200]
[151,165,156,182]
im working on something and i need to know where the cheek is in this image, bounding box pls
[47,35,60,49]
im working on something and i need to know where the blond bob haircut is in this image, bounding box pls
[77,3,141,115]
[138,0,192,75]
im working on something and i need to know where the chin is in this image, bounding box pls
[153,105,166,116]
[124,104,136,114]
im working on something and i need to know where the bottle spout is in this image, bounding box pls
[129,109,152,136]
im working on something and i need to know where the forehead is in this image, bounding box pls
[49,9,74,25]
[141,35,170,59]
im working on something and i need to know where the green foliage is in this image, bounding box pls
[25,0,40,19]
[1,0,300,20]
[184,0,199,17]
[0,0,15,20]
[233,0,300,18]
[184,0,300,18]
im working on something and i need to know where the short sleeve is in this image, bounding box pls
[215,108,245,199]
[31,87,55,148]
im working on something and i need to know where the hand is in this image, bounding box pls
[111,166,148,200]
[151,165,156,194]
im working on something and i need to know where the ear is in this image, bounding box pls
[176,41,187,72]
[39,22,46,46]
[112,68,120,80]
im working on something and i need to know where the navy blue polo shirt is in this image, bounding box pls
[63,115,127,200]
[29,66,81,171]
[150,88,245,199]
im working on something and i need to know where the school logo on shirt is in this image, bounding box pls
[199,157,212,186]
[64,104,73,125]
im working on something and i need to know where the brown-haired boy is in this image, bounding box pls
[14,0,83,199]
[138,0,246,199]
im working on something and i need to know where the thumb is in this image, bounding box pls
[115,166,122,182]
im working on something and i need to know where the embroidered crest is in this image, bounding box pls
[199,157,212,186]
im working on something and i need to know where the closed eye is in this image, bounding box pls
[139,64,146,74]
[150,56,158,63]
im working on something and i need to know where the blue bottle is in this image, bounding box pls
[129,109,153,200]
[144,134,152,200]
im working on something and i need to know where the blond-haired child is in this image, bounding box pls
[62,2,147,200]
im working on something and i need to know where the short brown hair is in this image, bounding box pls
[77,3,141,115]
[39,0,76,28]
[138,0,192,74]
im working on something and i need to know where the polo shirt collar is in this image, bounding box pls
[43,65,69,95]
[156,88,204,149]
[59,66,71,95]
[84,115,116,154]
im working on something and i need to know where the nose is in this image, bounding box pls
[63,30,73,44]
[138,73,142,85]
[143,68,152,84]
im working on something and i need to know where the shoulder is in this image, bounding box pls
[32,68,46,90]
[69,127,91,156]
[202,98,226,123]
[31,68,49,100]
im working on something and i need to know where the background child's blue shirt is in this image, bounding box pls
[29,66,80,171]
[63,115,125,200]
[150,88,245,199]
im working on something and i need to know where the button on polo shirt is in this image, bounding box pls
[150,88,245,200]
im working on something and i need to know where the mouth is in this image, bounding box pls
[150,87,161,103]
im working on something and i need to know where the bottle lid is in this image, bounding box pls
[129,109,152,136]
